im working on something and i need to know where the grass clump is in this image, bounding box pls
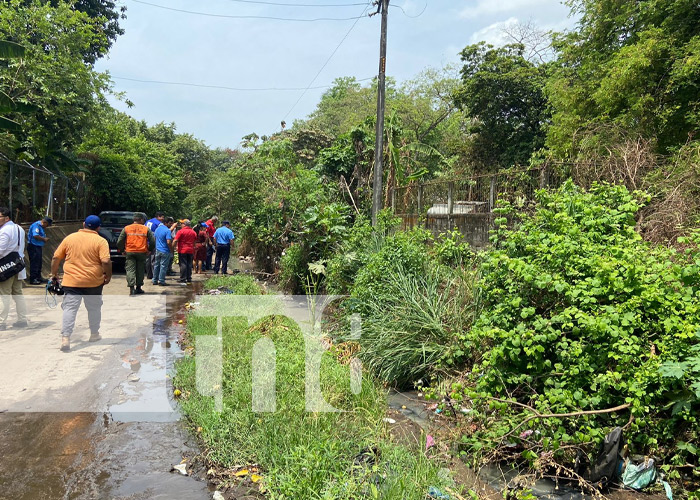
[175,277,449,498]
[329,226,476,388]
[203,273,263,295]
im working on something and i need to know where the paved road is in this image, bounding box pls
[0,272,213,500]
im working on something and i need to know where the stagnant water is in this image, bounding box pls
[0,279,212,500]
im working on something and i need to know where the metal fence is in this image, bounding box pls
[391,166,565,247]
[1,155,88,224]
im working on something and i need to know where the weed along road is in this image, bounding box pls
[0,273,212,500]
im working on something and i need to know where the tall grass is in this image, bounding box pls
[349,265,475,388]
[174,275,449,498]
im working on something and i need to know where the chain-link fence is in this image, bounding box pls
[1,155,88,223]
[391,166,565,247]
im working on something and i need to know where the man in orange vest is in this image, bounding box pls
[117,213,155,296]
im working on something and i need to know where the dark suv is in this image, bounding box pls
[98,211,135,261]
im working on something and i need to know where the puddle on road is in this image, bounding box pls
[0,280,212,500]
[108,281,203,423]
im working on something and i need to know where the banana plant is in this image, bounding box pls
[383,111,446,204]
[0,40,33,132]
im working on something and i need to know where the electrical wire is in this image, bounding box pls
[220,0,369,7]
[111,75,374,92]
[390,2,427,19]
[45,285,58,309]
[131,0,368,21]
[283,4,370,120]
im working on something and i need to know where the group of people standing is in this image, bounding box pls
[0,207,235,351]
[117,212,236,294]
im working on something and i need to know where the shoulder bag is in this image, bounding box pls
[0,227,26,282]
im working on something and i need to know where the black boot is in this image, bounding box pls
[135,286,145,294]
[129,286,135,296]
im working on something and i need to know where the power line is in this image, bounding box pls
[390,2,427,18]
[220,0,369,7]
[283,4,370,120]
[111,75,374,92]
[131,0,368,21]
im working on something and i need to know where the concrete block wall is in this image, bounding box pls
[19,221,83,279]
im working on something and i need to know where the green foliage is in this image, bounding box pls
[228,139,330,273]
[0,0,111,167]
[175,277,448,498]
[349,227,433,316]
[327,225,478,387]
[547,0,700,155]
[43,0,127,64]
[433,229,474,268]
[279,202,351,293]
[455,43,550,171]
[316,133,357,179]
[306,77,379,137]
[324,210,399,295]
[203,274,261,295]
[351,264,475,387]
[79,111,185,215]
[457,182,700,468]
[279,244,307,294]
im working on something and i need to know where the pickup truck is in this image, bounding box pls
[98,211,136,261]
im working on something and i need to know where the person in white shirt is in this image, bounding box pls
[0,207,27,330]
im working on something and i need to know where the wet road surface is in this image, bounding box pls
[0,273,212,500]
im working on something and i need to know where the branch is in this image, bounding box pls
[340,175,360,215]
[490,397,632,438]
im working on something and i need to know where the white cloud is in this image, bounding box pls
[459,0,552,19]
[469,17,520,45]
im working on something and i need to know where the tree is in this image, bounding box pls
[79,110,185,214]
[547,0,700,157]
[0,40,27,132]
[0,0,111,170]
[31,0,127,63]
[454,42,550,171]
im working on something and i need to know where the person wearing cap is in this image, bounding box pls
[117,212,156,296]
[27,216,53,285]
[50,215,112,352]
[0,206,28,331]
[174,219,197,284]
[212,221,235,275]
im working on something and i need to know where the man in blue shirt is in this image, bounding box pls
[146,211,165,280]
[27,216,53,285]
[213,221,235,274]
[152,217,174,286]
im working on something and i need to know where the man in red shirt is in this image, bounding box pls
[174,220,197,284]
[204,215,218,271]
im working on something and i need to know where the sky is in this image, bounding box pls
[96,0,577,149]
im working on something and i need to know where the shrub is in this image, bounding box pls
[456,181,700,473]
[353,265,475,387]
[324,210,399,295]
[279,244,307,294]
[348,228,433,316]
[432,229,474,268]
[330,223,476,387]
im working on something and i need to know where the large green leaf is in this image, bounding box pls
[0,91,11,113]
[0,92,37,114]
[0,116,21,131]
[0,40,25,59]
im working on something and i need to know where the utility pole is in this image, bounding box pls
[371,0,389,226]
